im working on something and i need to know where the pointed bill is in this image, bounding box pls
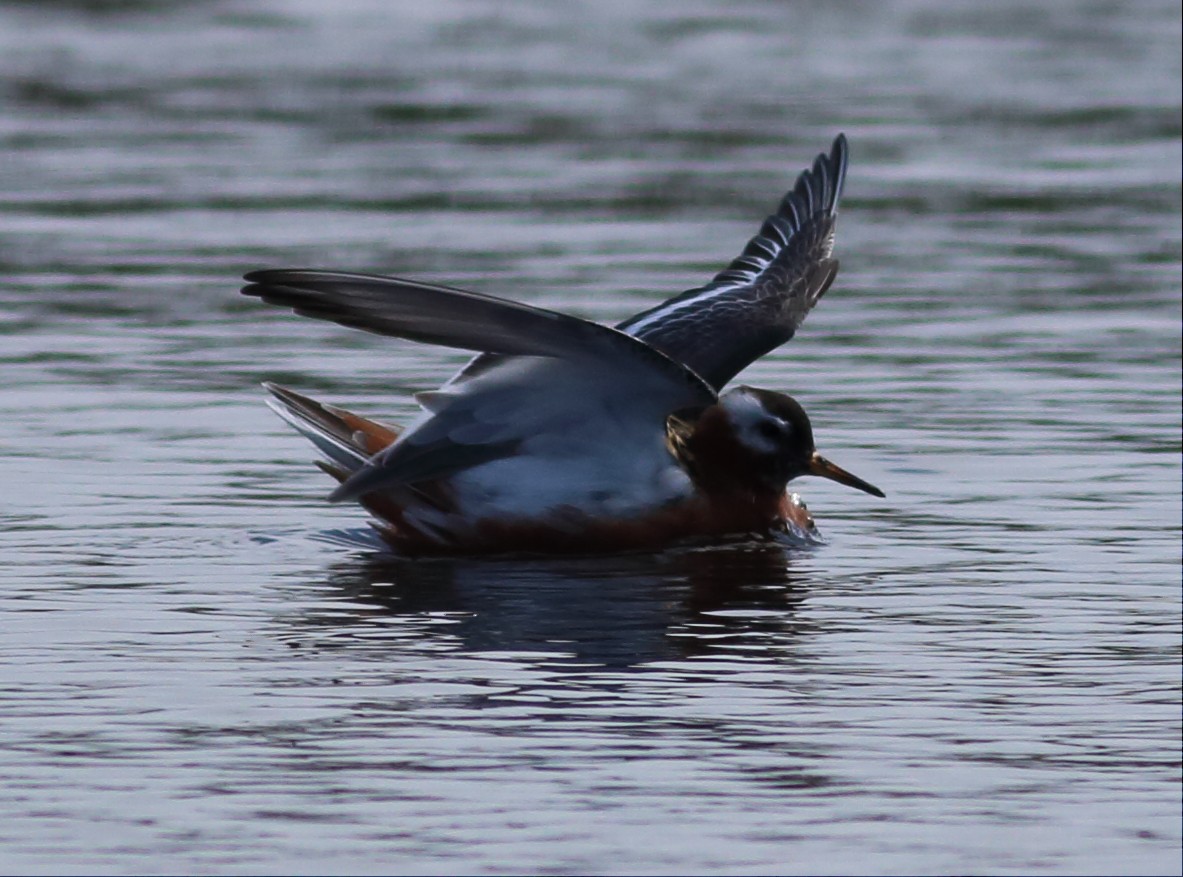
[808,452,885,498]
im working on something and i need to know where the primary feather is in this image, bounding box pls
[617,134,848,389]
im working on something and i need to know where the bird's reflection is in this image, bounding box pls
[288,533,816,667]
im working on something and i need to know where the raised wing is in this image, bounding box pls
[245,270,616,359]
[617,134,848,391]
[243,269,717,499]
[244,269,713,392]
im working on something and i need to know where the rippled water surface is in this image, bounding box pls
[1,1,1180,874]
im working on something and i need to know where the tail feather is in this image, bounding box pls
[264,382,462,548]
[263,382,402,472]
[315,459,352,484]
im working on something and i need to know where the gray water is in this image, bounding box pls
[1,1,1180,874]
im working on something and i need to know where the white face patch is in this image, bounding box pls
[721,389,787,455]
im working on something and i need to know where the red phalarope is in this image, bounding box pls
[243,134,883,555]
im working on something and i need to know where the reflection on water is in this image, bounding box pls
[290,541,810,666]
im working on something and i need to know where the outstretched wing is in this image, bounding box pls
[244,269,713,395]
[245,270,616,360]
[617,134,849,391]
[243,270,716,500]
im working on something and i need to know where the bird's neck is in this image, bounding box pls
[673,406,787,523]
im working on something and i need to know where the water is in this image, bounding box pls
[1,1,1180,873]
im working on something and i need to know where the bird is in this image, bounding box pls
[242,133,884,556]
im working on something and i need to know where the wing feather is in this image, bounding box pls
[243,270,716,500]
[245,270,609,360]
[616,134,849,390]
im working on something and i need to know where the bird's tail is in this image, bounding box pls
[262,382,402,483]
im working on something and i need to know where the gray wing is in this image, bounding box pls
[616,134,848,391]
[243,270,717,500]
[245,269,625,360]
[244,269,714,394]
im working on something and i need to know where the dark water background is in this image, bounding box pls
[1,1,1180,874]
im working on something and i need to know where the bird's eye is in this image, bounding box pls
[756,420,782,441]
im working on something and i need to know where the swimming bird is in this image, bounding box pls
[243,134,883,555]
